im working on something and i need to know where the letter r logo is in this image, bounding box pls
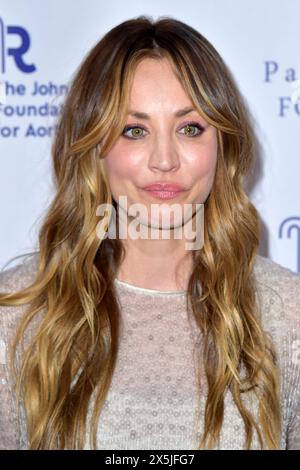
[0,18,37,73]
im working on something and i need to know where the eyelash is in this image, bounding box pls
[121,121,205,139]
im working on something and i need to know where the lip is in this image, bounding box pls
[142,188,184,200]
[143,183,184,192]
[142,190,182,199]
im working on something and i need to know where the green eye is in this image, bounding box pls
[179,124,204,137]
[122,122,204,139]
[122,126,146,139]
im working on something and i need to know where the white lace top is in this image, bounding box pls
[0,253,299,449]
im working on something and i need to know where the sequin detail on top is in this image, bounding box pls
[0,253,299,449]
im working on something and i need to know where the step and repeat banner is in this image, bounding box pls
[0,0,299,271]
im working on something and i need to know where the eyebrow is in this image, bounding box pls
[128,106,196,120]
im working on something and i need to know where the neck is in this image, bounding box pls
[116,236,195,292]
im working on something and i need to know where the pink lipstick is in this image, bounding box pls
[142,183,184,200]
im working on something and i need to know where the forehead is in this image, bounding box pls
[130,57,181,89]
[127,58,194,111]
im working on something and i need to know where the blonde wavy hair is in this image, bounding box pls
[0,15,281,449]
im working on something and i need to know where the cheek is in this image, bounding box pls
[103,146,140,182]
[190,144,218,180]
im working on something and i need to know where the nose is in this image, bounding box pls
[148,136,180,172]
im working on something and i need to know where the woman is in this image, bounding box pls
[0,15,299,450]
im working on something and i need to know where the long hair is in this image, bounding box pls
[0,15,281,449]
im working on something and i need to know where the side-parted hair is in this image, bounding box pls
[0,15,281,449]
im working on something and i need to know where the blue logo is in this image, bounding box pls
[0,17,36,73]
[279,217,300,272]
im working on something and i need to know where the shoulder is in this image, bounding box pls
[253,254,300,330]
[0,252,40,365]
[253,253,300,295]
[0,252,39,294]
[252,253,300,351]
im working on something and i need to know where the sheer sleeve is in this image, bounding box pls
[0,254,39,449]
[282,269,300,450]
[0,272,24,449]
[254,255,300,450]
[285,314,300,450]
[287,397,300,449]
[0,330,20,449]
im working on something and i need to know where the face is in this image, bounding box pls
[102,57,218,233]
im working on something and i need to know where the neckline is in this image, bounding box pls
[113,277,187,296]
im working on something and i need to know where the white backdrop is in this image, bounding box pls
[0,0,299,272]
